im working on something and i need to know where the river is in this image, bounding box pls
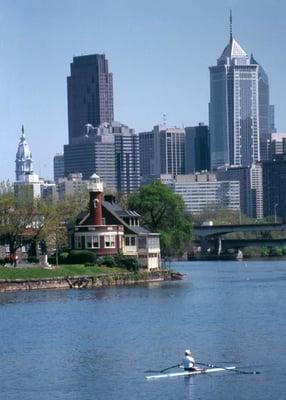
[1,260,286,399]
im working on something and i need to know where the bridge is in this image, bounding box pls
[193,223,286,238]
[192,223,286,256]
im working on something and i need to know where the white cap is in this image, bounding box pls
[185,349,191,355]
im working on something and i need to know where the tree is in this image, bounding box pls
[0,187,89,264]
[37,192,89,264]
[128,181,192,257]
[0,191,44,258]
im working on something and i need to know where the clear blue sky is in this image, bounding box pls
[1,0,285,181]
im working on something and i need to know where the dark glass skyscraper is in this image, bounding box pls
[67,54,114,144]
[185,123,210,173]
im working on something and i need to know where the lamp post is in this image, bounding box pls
[274,203,278,223]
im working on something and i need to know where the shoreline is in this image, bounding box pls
[0,270,183,293]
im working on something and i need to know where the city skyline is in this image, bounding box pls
[1,0,286,181]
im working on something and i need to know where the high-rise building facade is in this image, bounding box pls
[269,105,277,134]
[64,122,140,194]
[139,125,185,182]
[269,133,286,160]
[67,54,114,144]
[185,123,210,173]
[53,153,65,182]
[209,15,260,169]
[262,159,286,222]
[250,55,271,161]
[163,173,240,215]
[216,164,263,219]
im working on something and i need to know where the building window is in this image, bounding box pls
[131,237,136,246]
[86,235,93,248]
[125,237,130,246]
[75,236,82,249]
[92,235,99,248]
[105,235,115,248]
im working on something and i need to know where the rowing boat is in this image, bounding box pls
[146,366,236,380]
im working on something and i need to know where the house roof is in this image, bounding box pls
[102,201,153,235]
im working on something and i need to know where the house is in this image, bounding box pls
[69,174,161,270]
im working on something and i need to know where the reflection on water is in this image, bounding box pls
[1,260,286,399]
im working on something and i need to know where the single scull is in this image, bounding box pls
[146,366,236,380]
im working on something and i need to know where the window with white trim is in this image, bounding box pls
[75,236,82,249]
[92,235,100,248]
[86,235,93,248]
[105,235,115,248]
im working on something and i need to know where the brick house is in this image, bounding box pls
[69,174,161,270]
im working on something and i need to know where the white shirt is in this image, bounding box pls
[183,355,195,369]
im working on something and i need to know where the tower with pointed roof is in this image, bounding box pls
[15,125,34,182]
[209,12,260,169]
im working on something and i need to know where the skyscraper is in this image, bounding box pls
[67,54,114,144]
[64,122,140,194]
[250,54,270,161]
[209,13,260,169]
[185,123,210,173]
[53,153,64,182]
[139,125,185,182]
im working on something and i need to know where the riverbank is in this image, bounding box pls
[0,266,182,293]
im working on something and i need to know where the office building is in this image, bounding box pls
[216,164,263,219]
[64,121,140,194]
[57,173,89,200]
[250,55,272,160]
[209,14,260,168]
[139,124,185,182]
[163,173,240,215]
[269,105,277,134]
[53,154,65,182]
[269,133,286,160]
[262,159,286,222]
[185,123,210,173]
[67,54,114,144]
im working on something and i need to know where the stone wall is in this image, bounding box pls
[0,270,182,293]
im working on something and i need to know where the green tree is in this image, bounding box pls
[0,191,43,258]
[0,187,89,264]
[38,192,89,264]
[128,181,192,257]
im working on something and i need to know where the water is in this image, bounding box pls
[1,260,286,400]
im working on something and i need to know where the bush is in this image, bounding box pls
[27,256,39,264]
[84,262,96,267]
[114,254,139,271]
[270,247,283,257]
[0,258,6,265]
[66,250,97,264]
[100,255,116,268]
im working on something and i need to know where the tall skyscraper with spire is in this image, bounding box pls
[209,12,260,169]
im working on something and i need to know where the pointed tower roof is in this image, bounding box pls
[16,125,33,161]
[217,11,249,65]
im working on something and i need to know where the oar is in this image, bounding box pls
[196,362,260,375]
[145,363,181,373]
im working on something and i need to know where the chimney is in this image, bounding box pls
[87,174,104,225]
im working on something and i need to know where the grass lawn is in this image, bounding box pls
[0,265,128,280]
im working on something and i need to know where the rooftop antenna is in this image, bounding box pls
[229,9,233,41]
[163,113,167,126]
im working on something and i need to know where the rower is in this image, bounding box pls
[182,349,200,371]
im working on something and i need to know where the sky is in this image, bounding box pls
[1,0,286,181]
